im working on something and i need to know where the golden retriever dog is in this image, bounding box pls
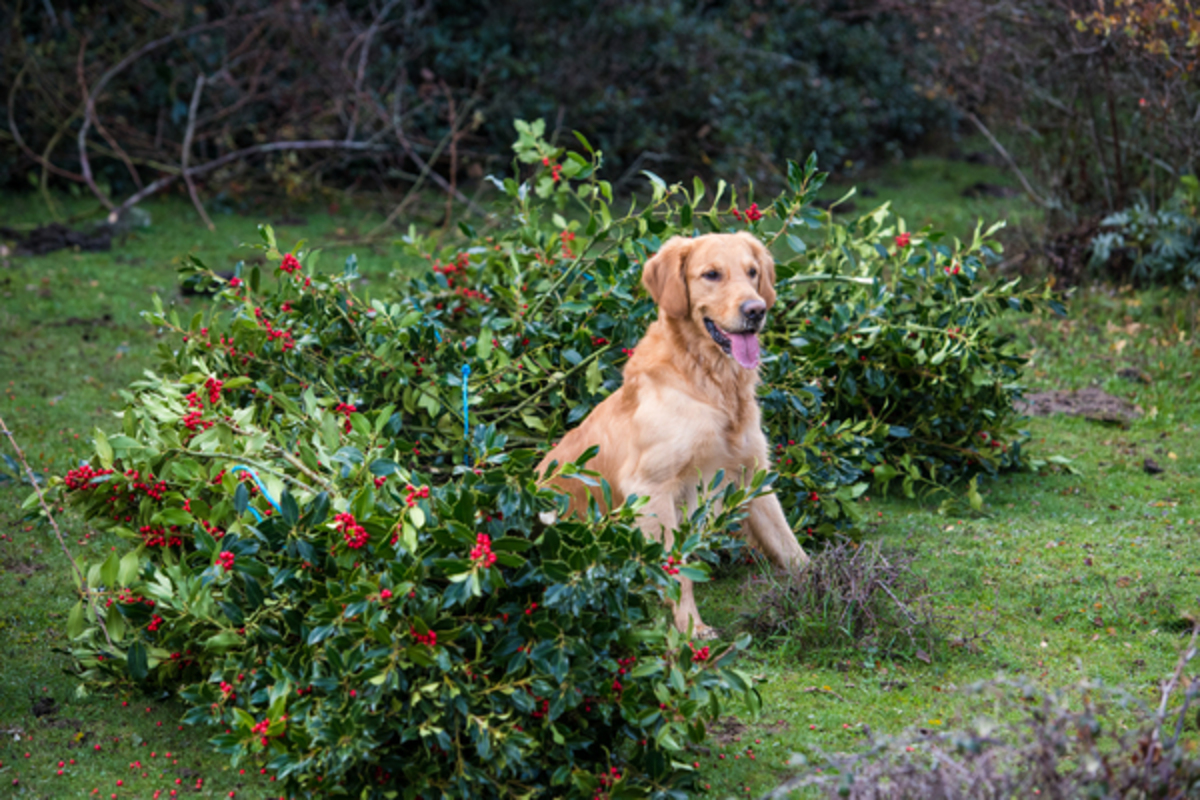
[537,231,809,638]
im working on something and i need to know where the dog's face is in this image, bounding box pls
[641,232,777,369]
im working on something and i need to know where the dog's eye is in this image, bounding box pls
[748,268,758,279]
[702,270,721,281]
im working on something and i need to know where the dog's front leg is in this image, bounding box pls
[635,490,715,639]
[744,491,810,571]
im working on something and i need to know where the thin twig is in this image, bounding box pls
[964,111,1052,209]
[182,74,215,231]
[108,139,391,222]
[367,86,488,218]
[75,34,114,211]
[345,0,404,143]
[0,412,114,649]
[77,15,264,210]
[802,685,848,702]
[7,63,85,182]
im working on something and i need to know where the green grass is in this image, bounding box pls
[2,172,1198,798]
[819,137,1045,245]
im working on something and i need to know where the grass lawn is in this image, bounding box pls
[2,173,1198,798]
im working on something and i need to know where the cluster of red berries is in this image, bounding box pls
[688,643,711,662]
[334,512,369,549]
[64,463,114,490]
[200,518,225,540]
[731,203,763,222]
[621,347,635,357]
[123,470,169,501]
[333,402,356,433]
[106,589,155,608]
[249,714,288,748]
[219,681,236,699]
[591,336,607,346]
[561,230,576,259]
[253,307,296,352]
[895,232,912,248]
[541,156,563,182]
[379,588,393,601]
[808,491,820,504]
[978,431,1006,450]
[469,533,497,567]
[530,696,551,719]
[661,555,682,576]
[205,332,256,365]
[404,484,430,508]
[217,551,236,571]
[278,253,302,275]
[944,262,962,276]
[411,626,437,647]
[139,524,184,548]
[204,375,224,403]
[432,252,470,287]
[147,614,164,632]
[182,409,215,432]
[454,286,489,302]
[593,766,623,799]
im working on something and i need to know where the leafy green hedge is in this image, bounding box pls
[45,121,1057,797]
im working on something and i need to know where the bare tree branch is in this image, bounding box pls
[181,75,215,231]
[77,15,265,210]
[964,111,1053,209]
[108,139,392,222]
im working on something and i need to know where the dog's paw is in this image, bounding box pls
[692,625,720,641]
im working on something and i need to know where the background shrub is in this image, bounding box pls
[0,0,947,201]
[1090,174,1200,289]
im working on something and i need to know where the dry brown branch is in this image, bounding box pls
[109,139,392,222]
[181,74,215,231]
[0,413,114,650]
[964,111,1051,209]
[76,15,263,209]
[345,0,406,143]
[78,37,144,192]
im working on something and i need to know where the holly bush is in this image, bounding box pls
[43,120,1060,797]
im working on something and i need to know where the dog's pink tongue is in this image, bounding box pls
[728,331,760,369]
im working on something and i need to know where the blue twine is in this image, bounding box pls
[461,363,472,466]
[229,465,283,523]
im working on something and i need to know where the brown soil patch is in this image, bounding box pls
[707,716,749,745]
[1016,386,1142,425]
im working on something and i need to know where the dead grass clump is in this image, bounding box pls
[740,538,942,662]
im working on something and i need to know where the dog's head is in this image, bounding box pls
[641,232,777,369]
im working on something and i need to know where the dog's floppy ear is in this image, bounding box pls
[642,236,691,318]
[737,231,777,309]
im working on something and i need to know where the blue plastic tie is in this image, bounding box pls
[229,465,283,523]
[461,363,472,466]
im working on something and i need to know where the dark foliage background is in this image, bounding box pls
[0,0,948,200]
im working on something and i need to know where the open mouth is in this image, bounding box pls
[704,318,761,369]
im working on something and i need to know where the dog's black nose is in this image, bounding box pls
[741,299,766,328]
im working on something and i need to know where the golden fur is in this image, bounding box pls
[536,231,809,637]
